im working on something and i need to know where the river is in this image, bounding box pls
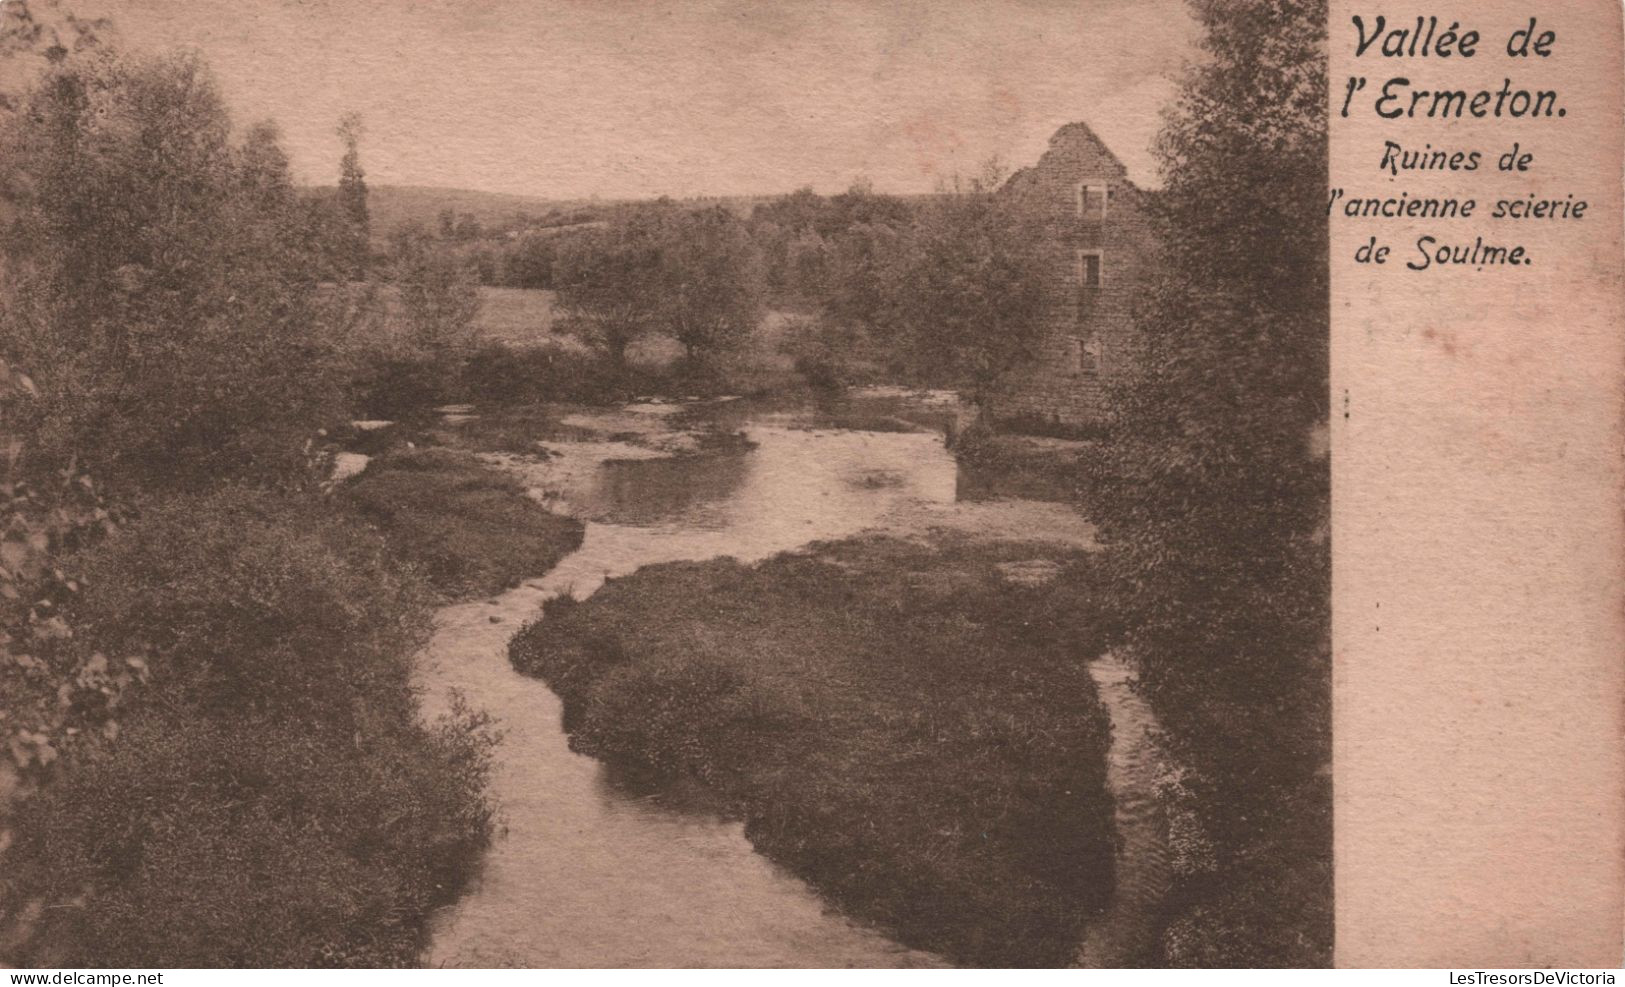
[412,391,1165,967]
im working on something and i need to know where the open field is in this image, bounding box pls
[469,287,563,346]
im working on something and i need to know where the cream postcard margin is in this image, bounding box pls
[1332,0,1625,967]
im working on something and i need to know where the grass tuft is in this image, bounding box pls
[511,536,1120,967]
[342,448,584,598]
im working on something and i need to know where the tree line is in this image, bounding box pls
[0,6,504,966]
[528,166,1050,401]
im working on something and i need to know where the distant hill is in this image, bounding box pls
[302,184,609,241]
[300,184,936,244]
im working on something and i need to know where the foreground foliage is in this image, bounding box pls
[0,31,509,967]
[0,489,497,967]
[1086,0,1332,965]
[0,49,348,491]
[510,536,1119,967]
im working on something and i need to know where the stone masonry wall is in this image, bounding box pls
[991,123,1159,432]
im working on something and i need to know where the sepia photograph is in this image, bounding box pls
[0,0,1334,970]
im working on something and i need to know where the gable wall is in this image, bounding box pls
[991,125,1159,431]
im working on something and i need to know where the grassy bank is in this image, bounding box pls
[1,449,585,967]
[509,535,1120,967]
[952,427,1097,503]
[341,448,585,598]
[1157,772,1332,966]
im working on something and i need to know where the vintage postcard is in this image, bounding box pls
[0,0,1617,973]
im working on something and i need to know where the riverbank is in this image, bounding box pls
[509,534,1120,967]
[0,438,586,967]
[341,447,585,598]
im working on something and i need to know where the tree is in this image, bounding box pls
[823,220,902,333]
[344,225,480,418]
[552,222,662,369]
[0,48,343,490]
[656,206,764,365]
[390,224,480,355]
[1085,0,1330,965]
[500,233,557,289]
[0,0,109,110]
[890,161,1048,403]
[336,111,369,278]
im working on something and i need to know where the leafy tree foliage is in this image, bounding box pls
[749,181,916,312]
[0,49,344,490]
[822,218,904,334]
[336,111,370,277]
[0,0,108,108]
[656,206,765,364]
[552,217,664,368]
[1,488,496,967]
[553,203,764,369]
[341,224,482,417]
[499,233,560,289]
[0,28,499,970]
[889,164,1048,404]
[744,172,1045,398]
[390,224,482,353]
[0,357,131,780]
[1085,0,1331,966]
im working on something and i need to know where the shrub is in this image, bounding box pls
[460,342,630,406]
[953,429,1101,503]
[70,487,430,724]
[350,352,462,422]
[778,315,882,391]
[1,702,494,968]
[1,486,497,967]
[342,448,584,598]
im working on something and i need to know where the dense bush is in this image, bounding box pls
[460,342,632,407]
[0,361,132,780]
[351,353,462,422]
[342,448,584,598]
[777,315,885,391]
[70,487,430,723]
[0,486,495,967]
[2,701,494,968]
[352,341,673,419]
[512,538,1117,967]
[0,51,347,491]
[1083,0,1332,966]
[953,428,1099,503]
[0,31,512,970]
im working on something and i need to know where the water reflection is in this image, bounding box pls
[417,392,1139,969]
[587,447,752,528]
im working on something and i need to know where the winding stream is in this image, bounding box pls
[412,394,1165,967]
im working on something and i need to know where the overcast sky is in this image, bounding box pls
[80,0,1198,198]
